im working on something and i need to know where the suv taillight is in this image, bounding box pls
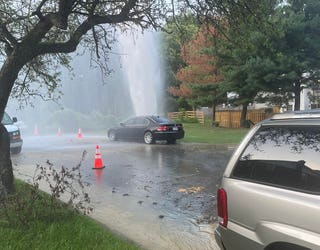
[217,188,228,228]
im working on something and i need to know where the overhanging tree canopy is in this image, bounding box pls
[0,0,168,195]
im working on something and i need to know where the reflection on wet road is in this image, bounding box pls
[12,134,235,250]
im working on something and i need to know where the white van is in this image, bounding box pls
[1,112,23,154]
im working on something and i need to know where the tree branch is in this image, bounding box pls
[121,0,138,16]
[31,0,49,20]
[35,12,136,55]
[0,24,17,46]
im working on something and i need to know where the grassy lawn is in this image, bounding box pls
[182,122,249,144]
[0,181,140,250]
[0,215,139,250]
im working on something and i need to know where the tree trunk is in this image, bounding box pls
[0,123,14,195]
[0,52,26,197]
[294,82,301,111]
[240,102,249,128]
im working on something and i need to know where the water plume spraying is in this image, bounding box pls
[119,31,165,116]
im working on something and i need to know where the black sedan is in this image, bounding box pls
[107,115,184,144]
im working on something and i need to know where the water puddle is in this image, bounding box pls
[90,184,218,250]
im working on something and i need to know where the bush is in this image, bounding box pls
[183,117,199,123]
[89,112,118,130]
[0,152,92,228]
[173,116,199,124]
[42,109,119,133]
[43,109,91,133]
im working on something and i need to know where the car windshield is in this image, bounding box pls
[151,116,173,123]
[233,125,320,193]
[1,112,13,125]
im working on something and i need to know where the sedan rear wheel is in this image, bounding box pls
[108,130,117,141]
[144,131,154,144]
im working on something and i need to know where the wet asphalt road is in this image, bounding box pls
[12,134,235,250]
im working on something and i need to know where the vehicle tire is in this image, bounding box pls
[266,243,309,250]
[108,130,117,141]
[167,139,176,144]
[144,131,154,144]
[11,146,22,154]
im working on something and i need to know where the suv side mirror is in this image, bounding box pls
[120,122,125,127]
[12,117,17,123]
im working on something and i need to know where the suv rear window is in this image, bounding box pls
[232,126,320,194]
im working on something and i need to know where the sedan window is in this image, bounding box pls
[151,116,172,123]
[124,118,136,125]
[123,117,149,126]
[135,117,149,126]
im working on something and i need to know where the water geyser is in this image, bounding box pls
[119,31,164,116]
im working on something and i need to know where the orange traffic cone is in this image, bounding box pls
[93,145,105,169]
[34,125,39,136]
[57,128,62,136]
[77,128,82,139]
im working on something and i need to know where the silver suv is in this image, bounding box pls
[215,110,320,250]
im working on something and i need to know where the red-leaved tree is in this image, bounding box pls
[169,25,224,122]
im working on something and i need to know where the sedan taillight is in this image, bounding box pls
[157,125,168,131]
[217,188,228,228]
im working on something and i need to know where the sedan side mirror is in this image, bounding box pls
[12,117,17,123]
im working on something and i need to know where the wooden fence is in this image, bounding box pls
[215,110,273,128]
[167,111,205,125]
[168,108,278,128]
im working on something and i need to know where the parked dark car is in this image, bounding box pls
[108,115,184,144]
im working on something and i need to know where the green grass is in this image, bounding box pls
[0,181,140,250]
[182,122,249,144]
[0,216,139,250]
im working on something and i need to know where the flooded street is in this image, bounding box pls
[12,134,235,250]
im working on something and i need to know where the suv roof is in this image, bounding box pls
[271,109,320,120]
[259,109,320,126]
